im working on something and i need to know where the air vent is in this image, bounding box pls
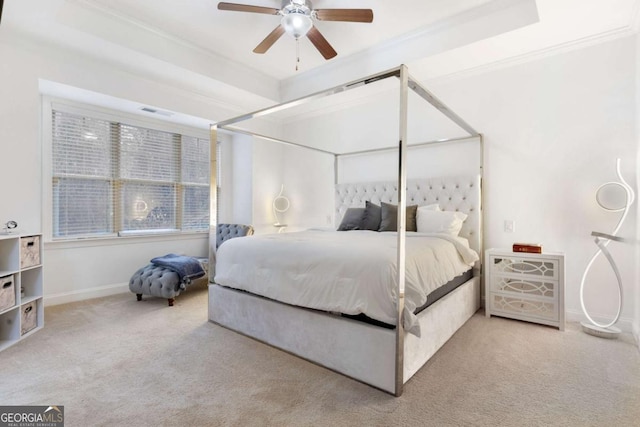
[140,107,174,117]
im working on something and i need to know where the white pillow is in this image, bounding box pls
[416,208,467,236]
[420,203,441,211]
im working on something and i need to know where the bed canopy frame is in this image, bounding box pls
[209,64,483,396]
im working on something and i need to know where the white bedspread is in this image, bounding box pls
[214,230,478,336]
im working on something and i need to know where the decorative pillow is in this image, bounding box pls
[378,202,418,232]
[337,208,366,231]
[360,201,382,231]
[421,203,441,211]
[416,209,467,236]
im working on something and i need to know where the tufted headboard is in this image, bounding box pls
[216,223,254,249]
[335,175,482,256]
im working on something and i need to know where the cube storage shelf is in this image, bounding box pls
[0,233,43,352]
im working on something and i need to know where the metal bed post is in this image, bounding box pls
[394,64,409,397]
[209,125,219,282]
[479,133,485,304]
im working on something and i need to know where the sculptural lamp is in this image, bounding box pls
[272,185,290,233]
[579,158,635,338]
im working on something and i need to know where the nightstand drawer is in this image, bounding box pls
[491,275,558,300]
[490,256,559,280]
[490,294,558,321]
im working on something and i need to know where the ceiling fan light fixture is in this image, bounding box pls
[217,0,372,61]
[281,12,313,39]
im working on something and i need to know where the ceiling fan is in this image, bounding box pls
[217,1,374,60]
[0,0,4,26]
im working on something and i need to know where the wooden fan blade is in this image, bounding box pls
[307,27,337,60]
[218,2,279,15]
[253,25,285,54]
[315,9,373,23]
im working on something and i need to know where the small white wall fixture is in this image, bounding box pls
[579,158,635,338]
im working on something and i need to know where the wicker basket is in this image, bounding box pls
[20,235,41,269]
[0,275,16,312]
[21,301,37,335]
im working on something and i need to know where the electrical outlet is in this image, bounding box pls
[504,220,515,233]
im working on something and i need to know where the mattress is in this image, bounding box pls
[214,230,479,336]
[343,268,473,328]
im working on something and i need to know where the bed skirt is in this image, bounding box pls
[208,276,480,394]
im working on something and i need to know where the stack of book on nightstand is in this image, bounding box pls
[512,242,543,254]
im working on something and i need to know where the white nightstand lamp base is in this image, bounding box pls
[580,322,621,339]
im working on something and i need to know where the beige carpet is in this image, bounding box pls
[1,286,639,427]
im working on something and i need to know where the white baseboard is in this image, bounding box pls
[44,283,129,307]
[565,308,634,333]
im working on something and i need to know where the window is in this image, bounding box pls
[51,109,210,239]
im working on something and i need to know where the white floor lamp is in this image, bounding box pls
[579,158,635,338]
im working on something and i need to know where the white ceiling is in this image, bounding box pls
[2,0,639,123]
[85,0,497,79]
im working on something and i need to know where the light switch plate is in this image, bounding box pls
[504,220,515,233]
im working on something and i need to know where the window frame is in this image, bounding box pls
[43,97,211,243]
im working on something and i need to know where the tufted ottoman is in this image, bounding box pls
[129,257,208,306]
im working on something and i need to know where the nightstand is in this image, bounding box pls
[485,249,565,330]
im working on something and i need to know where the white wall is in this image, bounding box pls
[222,140,334,234]
[282,35,638,331]
[252,140,285,233]
[0,31,255,305]
[434,35,637,331]
[281,147,335,231]
[217,136,285,233]
[281,81,469,156]
[217,133,334,235]
[337,139,482,184]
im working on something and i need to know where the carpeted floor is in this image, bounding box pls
[1,286,639,427]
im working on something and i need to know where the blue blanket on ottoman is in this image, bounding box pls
[150,254,205,285]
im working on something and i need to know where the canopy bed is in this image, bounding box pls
[208,65,484,396]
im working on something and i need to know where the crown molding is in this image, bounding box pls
[1,26,282,131]
[65,0,280,103]
[70,0,206,53]
[279,0,539,101]
[424,25,637,87]
[273,21,639,123]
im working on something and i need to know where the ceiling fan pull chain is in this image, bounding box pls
[296,37,300,71]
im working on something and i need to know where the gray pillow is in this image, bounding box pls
[360,201,382,231]
[337,208,366,231]
[378,202,418,232]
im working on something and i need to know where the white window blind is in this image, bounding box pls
[52,109,210,239]
[182,136,211,231]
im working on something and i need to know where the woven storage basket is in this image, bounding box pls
[0,275,15,312]
[20,236,41,269]
[21,301,37,335]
